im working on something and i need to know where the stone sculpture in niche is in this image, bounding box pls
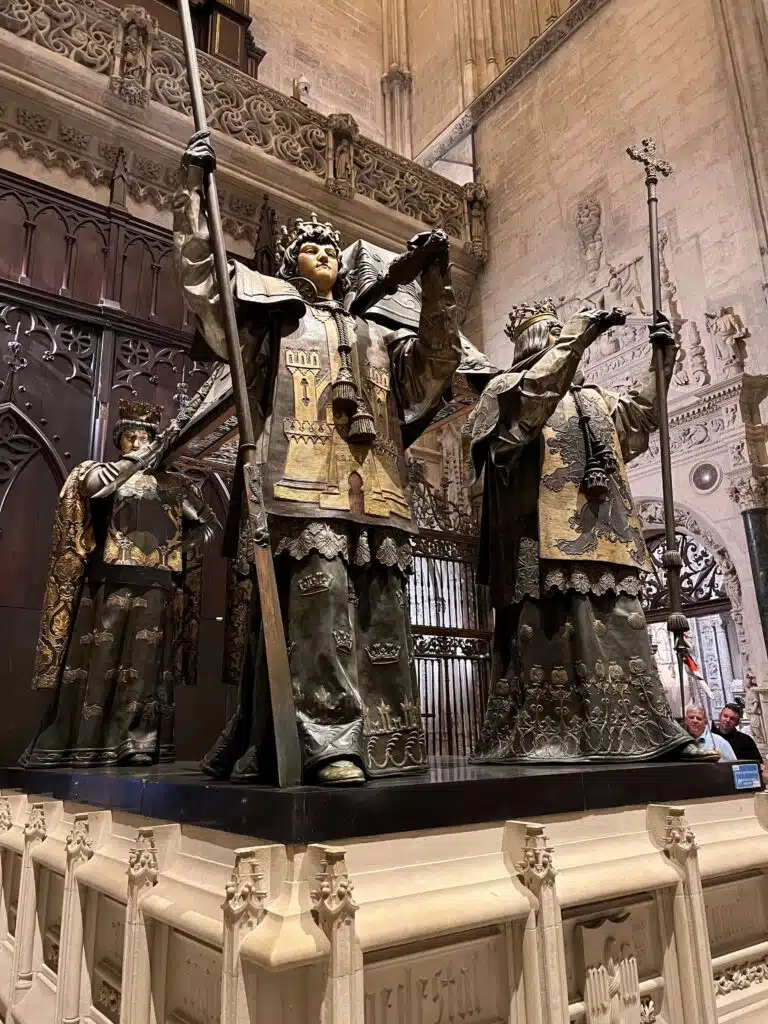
[705,306,748,375]
[171,132,461,785]
[109,6,158,107]
[468,299,716,763]
[20,400,218,768]
[576,197,604,283]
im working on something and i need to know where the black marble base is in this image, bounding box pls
[0,758,758,844]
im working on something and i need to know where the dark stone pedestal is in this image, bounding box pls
[0,757,757,844]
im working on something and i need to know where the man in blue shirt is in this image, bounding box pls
[685,705,736,761]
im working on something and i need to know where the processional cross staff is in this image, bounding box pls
[176,0,302,786]
[627,137,690,719]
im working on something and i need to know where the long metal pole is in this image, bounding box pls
[177,0,302,786]
[628,138,690,719]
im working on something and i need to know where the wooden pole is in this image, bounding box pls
[177,0,302,786]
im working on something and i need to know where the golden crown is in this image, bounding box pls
[277,213,341,263]
[117,399,162,425]
[505,298,559,342]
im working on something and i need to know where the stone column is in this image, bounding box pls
[647,806,718,1024]
[381,67,413,158]
[53,814,94,1024]
[728,473,768,658]
[509,823,569,1024]
[120,827,158,1024]
[221,848,267,1022]
[310,847,364,1024]
[9,802,51,1013]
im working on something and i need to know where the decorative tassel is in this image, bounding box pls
[347,405,377,444]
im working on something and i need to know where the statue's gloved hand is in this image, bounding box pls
[649,309,675,346]
[577,305,627,335]
[181,129,217,177]
[85,457,143,499]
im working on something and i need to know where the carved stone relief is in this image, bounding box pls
[363,934,507,1024]
[463,180,489,262]
[576,197,604,283]
[579,914,642,1024]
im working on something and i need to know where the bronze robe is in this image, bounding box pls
[173,185,460,780]
[470,314,689,762]
[22,464,211,768]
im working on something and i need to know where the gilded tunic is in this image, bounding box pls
[469,314,689,762]
[173,185,461,780]
[22,463,213,768]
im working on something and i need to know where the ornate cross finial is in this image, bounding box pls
[627,137,673,181]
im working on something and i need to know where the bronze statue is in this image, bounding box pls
[21,400,218,768]
[172,132,460,785]
[469,301,716,763]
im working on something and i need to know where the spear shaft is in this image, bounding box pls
[628,138,690,720]
[177,0,302,786]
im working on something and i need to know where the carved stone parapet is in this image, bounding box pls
[728,471,768,511]
[0,0,469,241]
[326,113,359,199]
[110,5,158,108]
[462,180,489,262]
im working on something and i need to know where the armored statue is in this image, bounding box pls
[172,132,460,784]
[469,301,715,763]
[21,400,218,768]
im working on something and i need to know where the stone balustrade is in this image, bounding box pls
[0,789,767,1022]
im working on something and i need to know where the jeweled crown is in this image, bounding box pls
[505,298,559,342]
[277,213,341,263]
[117,399,162,426]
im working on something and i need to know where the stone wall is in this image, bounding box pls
[469,0,766,366]
[407,0,464,156]
[250,0,387,142]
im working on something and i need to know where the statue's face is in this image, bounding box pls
[119,428,152,455]
[297,241,339,298]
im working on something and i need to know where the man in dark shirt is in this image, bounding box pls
[713,702,764,764]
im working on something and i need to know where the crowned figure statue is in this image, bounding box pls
[172,132,460,784]
[21,400,219,768]
[469,301,716,762]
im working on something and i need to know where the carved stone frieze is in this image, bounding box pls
[714,954,768,995]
